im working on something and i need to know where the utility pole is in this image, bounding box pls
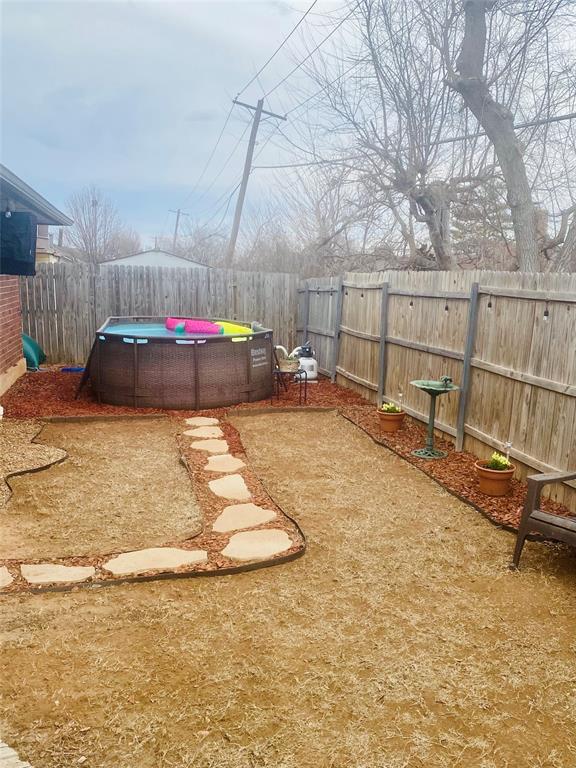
[169,208,189,253]
[226,98,286,267]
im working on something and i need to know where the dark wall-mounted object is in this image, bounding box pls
[0,212,37,276]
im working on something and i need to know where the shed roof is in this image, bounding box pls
[100,248,209,268]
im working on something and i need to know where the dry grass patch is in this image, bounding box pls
[1,412,575,768]
[0,418,201,560]
[0,419,65,507]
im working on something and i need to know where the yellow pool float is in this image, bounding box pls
[217,321,253,337]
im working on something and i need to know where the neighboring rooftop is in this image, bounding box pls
[0,163,73,226]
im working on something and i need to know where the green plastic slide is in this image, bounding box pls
[22,333,46,370]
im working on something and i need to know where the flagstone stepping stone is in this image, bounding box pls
[221,529,292,561]
[21,563,95,585]
[0,739,33,767]
[184,426,224,439]
[185,417,220,427]
[189,439,229,454]
[213,503,277,533]
[103,547,207,576]
[0,566,13,589]
[208,474,251,501]
[204,454,246,473]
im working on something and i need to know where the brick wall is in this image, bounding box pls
[0,275,23,376]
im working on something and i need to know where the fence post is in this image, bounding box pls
[330,275,344,383]
[377,282,390,407]
[455,281,479,451]
[302,280,310,343]
[90,263,98,343]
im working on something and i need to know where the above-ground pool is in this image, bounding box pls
[83,316,273,409]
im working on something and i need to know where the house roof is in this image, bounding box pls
[100,248,210,267]
[0,163,73,226]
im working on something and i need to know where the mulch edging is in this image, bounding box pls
[340,411,521,536]
[337,404,575,533]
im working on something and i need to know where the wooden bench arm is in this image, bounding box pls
[519,470,576,528]
[526,470,576,488]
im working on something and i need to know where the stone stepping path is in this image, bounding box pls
[208,473,251,501]
[189,439,229,454]
[1,414,304,593]
[20,563,95,586]
[213,503,277,533]
[185,417,220,427]
[204,454,246,473]
[103,547,207,576]
[184,426,224,439]
[0,567,13,589]
[222,529,293,561]
[0,740,32,768]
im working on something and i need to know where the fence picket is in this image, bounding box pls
[21,263,299,364]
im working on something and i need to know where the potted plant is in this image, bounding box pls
[474,451,515,496]
[378,402,405,433]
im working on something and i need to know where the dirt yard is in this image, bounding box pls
[0,418,201,560]
[1,411,575,768]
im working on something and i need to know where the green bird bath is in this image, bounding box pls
[410,376,459,459]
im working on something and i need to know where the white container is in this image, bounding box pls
[295,357,318,381]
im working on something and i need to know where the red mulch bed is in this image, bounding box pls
[2,371,574,532]
[341,406,574,532]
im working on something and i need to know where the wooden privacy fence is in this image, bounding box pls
[20,263,299,364]
[298,270,576,511]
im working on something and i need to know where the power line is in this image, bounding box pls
[196,115,281,227]
[178,7,417,216]
[192,121,251,209]
[196,176,242,221]
[264,0,362,98]
[433,110,576,147]
[253,120,286,161]
[183,101,284,215]
[177,1,321,214]
[235,0,320,98]
[252,111,576,170]
[203,181,243,230]
[279,11,435,118]
[180,102,235,207]
[284,58,365,117]
[177,1,359,217]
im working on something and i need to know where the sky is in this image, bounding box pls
[0,0,342,246]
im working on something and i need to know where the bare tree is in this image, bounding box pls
[231,166,400,276]
[423,0,576,270]
[65,185,138,263]
[289,0,498,269]
[110,228,141,258]
[280,0,576,271]
[159,221,228,266]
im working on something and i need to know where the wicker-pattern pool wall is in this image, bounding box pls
[87,317,274,409]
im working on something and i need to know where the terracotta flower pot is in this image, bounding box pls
[474,461,515,497]
[378,409,405,433]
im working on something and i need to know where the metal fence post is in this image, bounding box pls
[302,281,310,343]
[377,282,389,407]
[455,282,479,451]
[330,275,344,383]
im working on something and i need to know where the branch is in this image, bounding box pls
[541,203,576,250]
